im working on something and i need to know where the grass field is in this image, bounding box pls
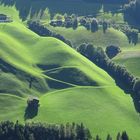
[49,26,130,48]
[114,46,140,77]
[0,4,140,140]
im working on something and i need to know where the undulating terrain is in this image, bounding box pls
[0,0,140,139]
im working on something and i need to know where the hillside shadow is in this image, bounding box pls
[0,0,123,21]
[45,67,98,86]
[109,73,140,113]
[24,105,39,120]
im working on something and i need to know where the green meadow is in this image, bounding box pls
[0,2,140,140]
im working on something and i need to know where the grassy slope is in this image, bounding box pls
[0,94,26,122]
[49,26,130,48]
[114,46,140,77]
[49,25,140,78]
[0,22,114,86]
[0,5,140,140]
[34,87,140,140]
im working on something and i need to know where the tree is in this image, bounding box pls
[131,29,139,45]
[91,18,98,32]
[80,17,87,26]
[106,134,112,140]
[117,132,121,140]
[73,17,78,30]
[105,45,121,59]
[124,0,140,24]
[29,133,35,140]
[103,21,108,33]
[96,135,101,140]
[121,131,129,140]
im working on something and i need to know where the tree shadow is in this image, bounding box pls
[24,98,40,120]
[109,74,140,113]
[24,105,39,120]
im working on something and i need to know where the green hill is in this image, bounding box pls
[49,26,130,48]
[0,4,140,140]
[114,46,140,77]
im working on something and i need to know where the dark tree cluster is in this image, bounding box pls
[0,121,92,140]
[0,14,7,20]
[28,21,72,47]
[106,45,121,59]
[125,29,139,45]
[50,15,102,33]
[50,14,109,34]
[50,14,78,30]
[80,17,109,33]
[112,24,139,45]
[0,121,130,140]
[77,43,140,105]
[79,17,99,32]
[124,0,140,24]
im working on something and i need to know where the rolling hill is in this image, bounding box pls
[49,26,130,48]
[0,3,140,140]
[114,46,140,77]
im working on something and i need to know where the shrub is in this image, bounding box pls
[106,45,121,59]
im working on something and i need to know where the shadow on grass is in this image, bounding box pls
[24,104,39,120]
[109,73,140,113]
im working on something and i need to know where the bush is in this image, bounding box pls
[106,45,121,59]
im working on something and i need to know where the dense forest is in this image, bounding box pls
[0,121,130,140]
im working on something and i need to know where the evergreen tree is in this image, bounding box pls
[96,135,101,140]
[122,131,129,140]
[106,134,112,140]
[117,132,121,140]
[91,18,98,32]
[103,21,108,33]
[73,17,78,29]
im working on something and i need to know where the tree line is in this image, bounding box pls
[50,14,78,30]
[77,43,140,110]
[0,121,130,140]
[112,24,139,45]
[50,13,139,45]
[28,21,72,47]
[50,14,108,34]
